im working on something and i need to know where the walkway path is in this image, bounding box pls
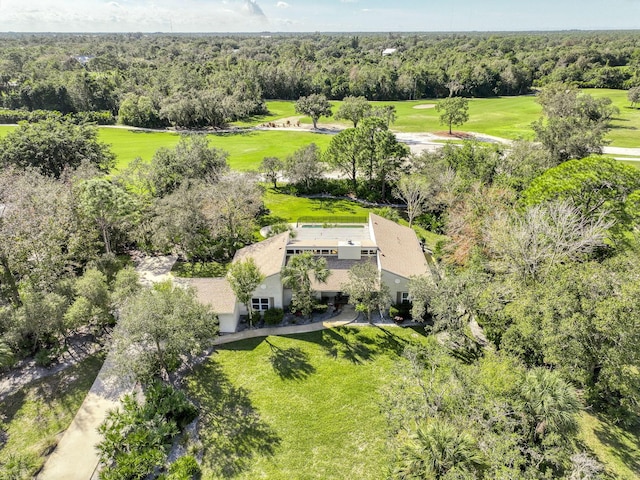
[35,257,395,479]
[37,255,177,480]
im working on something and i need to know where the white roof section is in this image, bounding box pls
[289,225,373,247]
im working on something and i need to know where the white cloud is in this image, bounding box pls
[276,1,289,8]
[243,0,266,17]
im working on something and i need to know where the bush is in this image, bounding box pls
[97,383,199,480]
[263,308,284,325]
[34,349,54,367]
[168,455,201,480]
[146,381,198,429]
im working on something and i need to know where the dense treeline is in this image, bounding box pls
[1,31,640,127]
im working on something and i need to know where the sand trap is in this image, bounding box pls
[413,104,436,109]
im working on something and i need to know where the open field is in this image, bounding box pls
[0,354,104,478]
[262,188,371,223]
[187,326,430,479]
[96,128,333,172]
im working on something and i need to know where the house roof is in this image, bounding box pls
[185,277,237,315]
[233,231,289,277]
[369,213,430,279]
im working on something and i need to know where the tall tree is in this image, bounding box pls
[259,156,283,189]
[324,128,360,191]
[435,97,469,135]
[334,95,371,127]
[284,143,325,191]
[0,118,115,178]
[521,156,640,235]
[341,262,391,323]
[281,252,330,318]
[76,178,138,254]
[227,258,265,327]
[628,86,640,108]
[532,84,618,162]
[395,175,432,227]
[148,135,229,197]
[111,280,218,382]
[294,94,332,129]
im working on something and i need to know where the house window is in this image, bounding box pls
[400,292,410,304]
[251,297,271,311]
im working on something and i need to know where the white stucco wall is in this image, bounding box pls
[238,273,284,315]
[218,304,240,333]
[381,269,410,305]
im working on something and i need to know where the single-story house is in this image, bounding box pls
[187,213,432,333]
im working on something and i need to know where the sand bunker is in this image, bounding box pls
[413,104,436,109]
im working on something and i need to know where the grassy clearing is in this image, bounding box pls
[205,130,333,171]
[0,353,104,478]
[584,88,640,148]
[231,101,298,127]
[578,412,640,480]
[187,326,430,480]
[98,128,183,170]
[99,128,333,172]
[262,188,371,223]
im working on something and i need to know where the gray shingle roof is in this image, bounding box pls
[369,213,430,279]
[233,231,289,277]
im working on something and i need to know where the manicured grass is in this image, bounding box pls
[232,101,298,127]
[584,88,640,148]
[0,353,104,478]
[258,89,640,147]
[578,411,640,480]
[99,128,332,172]
[204,130,333,171]
[262,188,371,224]
[187,326,430,479]
[98,127,183,170]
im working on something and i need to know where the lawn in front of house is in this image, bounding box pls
[0,353,104,478]
[186,326,430,479]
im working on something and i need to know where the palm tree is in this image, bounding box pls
[519,367,581,444]
[393,419,485,479]
[281,252,330,318]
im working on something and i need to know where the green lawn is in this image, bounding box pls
[204,130,332,171]
[256,89,640,147]
[578,412,640,480]
[0,354,104,478]
[262,188,371,224]
[232,101,298,127]
[187,326,430,479]
[98,128,332,172]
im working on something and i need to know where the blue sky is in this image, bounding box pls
[0,0,638,32]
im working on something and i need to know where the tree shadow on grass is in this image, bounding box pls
[593,414,640,475]
[319,328,377,364]
[188,359,281,478]
[265,339,315,380]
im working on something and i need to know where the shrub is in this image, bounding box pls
[146,381,198,429]
[34,349,54,367]
[97,383,199,480]
[167,455,201,480]
[263,308,284,325]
